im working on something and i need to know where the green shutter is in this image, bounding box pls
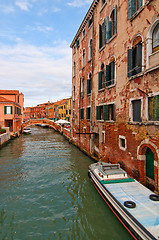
[128,0,136,19]
[148,97,153,120]
[113,104,116,121]
[104,105,109,121]
[103,70,106,88]
[4,106,7,114]
[11,106,13,114]
[107,17,112,41]
[99,24,102,49]
[137,43,142,74]
[104,19,106,45]
[80,109,84,120]
[87,79,91,94]
[153,95,159,121]
[111,61,115,85]
[127,49,133,77]
[96,106,101,120]
[106,65,111,86]
[114,5,117,35]
[98,72,102,90]
[138,0,143,9]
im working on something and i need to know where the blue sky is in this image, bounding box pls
[0,0,92,107]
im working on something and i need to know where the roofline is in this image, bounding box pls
[70,0,99,48]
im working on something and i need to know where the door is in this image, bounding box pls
[146,148,154,180]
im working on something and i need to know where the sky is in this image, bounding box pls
[0,0,92,107]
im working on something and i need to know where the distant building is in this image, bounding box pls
[70,0,159,191]
[0,90,24,135]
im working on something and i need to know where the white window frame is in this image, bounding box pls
[129,97,143,122]
[119,135,127,151]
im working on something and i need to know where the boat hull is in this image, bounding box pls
[88,167,157,240]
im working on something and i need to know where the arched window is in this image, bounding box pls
[106,56,115,87]
[107,5,117,41]
[152,23,159,53]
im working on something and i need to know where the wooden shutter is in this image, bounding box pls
[128,0,136,19]
[113,104,116,121]
[127,49,133,77]
[138,0,143,9]
[4,106,7,114]
[114,5,117,35]
[133,100,141,122]
[106,65,111,86]
[107,17,112,41]
[148,97,153,120]
[104,19,106,45]
[99,24,102,49]
[104,105,109,121]
[98,72,102,90]
[153,95,159,121]
[10,106,13,114]
[137,43,142,74]
[87,79,91,94]
[96,106,99,120]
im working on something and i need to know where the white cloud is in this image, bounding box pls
[27,24,53,33]
[0,42,72,107]
[67,0,92,7]
[15,0,32,11]
[0,5,15,14]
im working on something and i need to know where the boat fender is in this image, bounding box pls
[149,194,159,201]
[124,201,136,208]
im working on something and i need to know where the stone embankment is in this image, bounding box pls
[0,132,10,147]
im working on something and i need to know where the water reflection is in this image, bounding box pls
[0,127,133,240]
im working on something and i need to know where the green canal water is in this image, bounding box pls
[0,127,133,240]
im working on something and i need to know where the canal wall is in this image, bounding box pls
[0,132,10,146]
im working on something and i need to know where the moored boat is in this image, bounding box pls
[88,162,159,240]
[23,128,31,134]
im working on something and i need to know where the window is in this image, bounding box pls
[106,59,115,87]
[98,63,105,90]
[152,24,159,53]
[73,86,75,101]
[83,29,85,38]
[107,6,117,41]
[4,106,13,115]
[128,0,143,19]
[101,0,106,7]
[104,104,115,121]
[88,16,93,28]
[132,99,141,122]
[81,78,84,98]
[99,20,106,49]
[87,73,92,95]
[86,107,91,120]
[73,62,76,76]
[80,108,84,120]
[102,131,105,144]
[96,106,104,120]
[89,39,93,60]
[148,95,159,121]
[76,39,80,48]
[119,135,127,151]
[127,36,142,77]
[82,49,86,67]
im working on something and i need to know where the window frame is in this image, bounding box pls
[129,97,143,123]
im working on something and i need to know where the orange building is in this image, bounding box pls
[0,90,24,135]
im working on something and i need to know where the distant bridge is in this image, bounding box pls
[22,119,57,131]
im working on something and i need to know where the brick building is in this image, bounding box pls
[70,0,159,191]
[0,90,24,135]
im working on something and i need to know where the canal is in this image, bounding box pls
[0,127,133,240]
